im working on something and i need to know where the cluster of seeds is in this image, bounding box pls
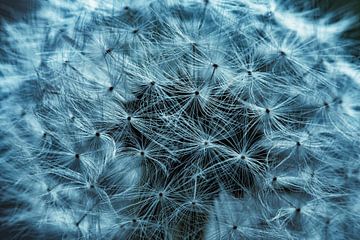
[0,0,359,239]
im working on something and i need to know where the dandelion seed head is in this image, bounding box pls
[0,0,359,239]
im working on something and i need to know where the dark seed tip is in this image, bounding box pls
[105,48,112,54]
